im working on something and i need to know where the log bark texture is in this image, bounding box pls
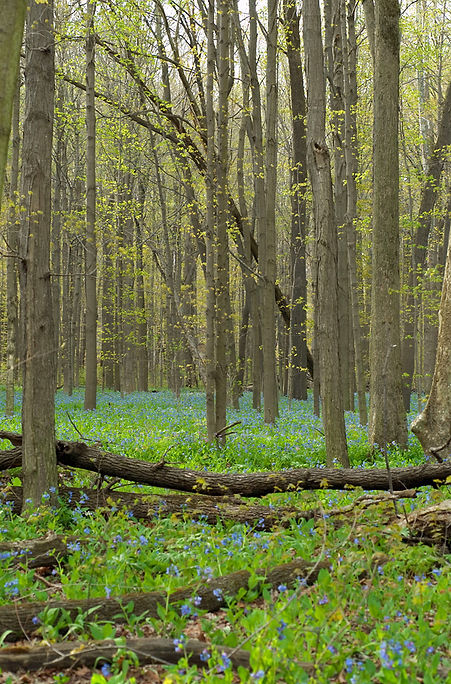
[0,637,252,673]
[0,556,327,641]
[0,434,450,494]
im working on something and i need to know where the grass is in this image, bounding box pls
[0,388,449,683]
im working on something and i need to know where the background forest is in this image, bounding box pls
[0,0,450,681]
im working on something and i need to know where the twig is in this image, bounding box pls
[215,421,241,440]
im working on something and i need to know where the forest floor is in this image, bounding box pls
[0,389,449,683]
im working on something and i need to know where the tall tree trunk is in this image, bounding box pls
[368,0,407,448]
[0,0,26,203]
[19,0,58,509]
[325,0,351,411]
[411,229,451,457]
[341,0,368,426]
[214,0,231,434]
[261,0,279,423]
[402,81,451,407]
[84,0,97,410]
[5,84,20,417]
[283,0,308,402]
[303,0,349,466]
[135,186,148,393]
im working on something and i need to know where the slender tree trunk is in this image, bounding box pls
[20,0,58,509]
[284,0,308,402]
[411,229,451,457]
[0,0,26,203]
[261,0,279,423]
[368,0,407,448]
[84,0,97,410]
[341,0,368,425]
[5,85,20,417]
[135,187,148,392]
[303,0,349,466]
[325,0,351,411]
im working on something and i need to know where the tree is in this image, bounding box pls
[84,0,97,410]
[0,0,26,203]
[303,0,349,466]
[411,230,451,458]
[283,0,308,402]
[368,0,407,448]
[19,0,58,509]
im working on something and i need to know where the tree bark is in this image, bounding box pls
[84,0,97,410]
[0,638,253,674]
[2,434,450,494]
[411,229,451,458]
[303,0,349,466]
[5,84,20,417]
[19,0,58,509]
[0,0,26,203]
[0,554,325,642]
[369,0,407,448]
[283,0,308,402]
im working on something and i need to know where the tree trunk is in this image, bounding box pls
[411,229,451,458]
[215,0,231,434]
[19,0,58,509]
[84,0,97,410]
[5,84,20,417]
[1,435,450,495]
[284,0,308,402]
[303,0,349,466]
[0,0,26,202]
[368,0,407,448]
[341,1,368,425]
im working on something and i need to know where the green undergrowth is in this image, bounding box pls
[0,388,449,683]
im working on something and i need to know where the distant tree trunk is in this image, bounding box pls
[205,0,217,441]
[283,0,308,402]
[135,186,148,393]
[341,0,368,426]
[411,230,451,457]
[5,85,20,417]
[214,0,231,434]
[368,0,407,448]
[62,238,74,396]
[0,0,26,203]
[101,217,116,391]
[325,0,351,411]
[84,0,97,410]
[19,0,58,509]
[303,0,349,466]
[402,81,451,407]
[261,0,279,423]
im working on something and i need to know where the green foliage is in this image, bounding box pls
[0,389,449,682]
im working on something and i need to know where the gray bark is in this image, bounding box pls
[84,0,97,409]
[0,0,26,202]
[368,0,407,448]
[19,0,58,509]
[303,0,349,466]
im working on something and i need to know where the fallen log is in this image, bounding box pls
[1,432,449,495]
[0,533,79,569]
[0,556,327,641]
[1,487,416,539]
[0,637,253,673]
[404,499,451,550]
[1,485,317,531]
